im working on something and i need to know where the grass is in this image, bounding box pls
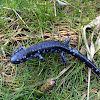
[0,0,100,100]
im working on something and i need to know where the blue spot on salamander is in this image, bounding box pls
[54,50,58,53]
[42,49,45,53]
[47,49,49,52]
[38,51,40,53]
[50,49,54,53]
[73,52,75,55]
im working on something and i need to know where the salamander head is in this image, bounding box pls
[10,51,27,64]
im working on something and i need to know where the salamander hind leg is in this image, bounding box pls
[34,53,46,61]
[61,51,67,66]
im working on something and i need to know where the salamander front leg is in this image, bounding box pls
[61,51,67,66]
[34,53,46,61]
[64,37,70,45]
[12,46,26,56]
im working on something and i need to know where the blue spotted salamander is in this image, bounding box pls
[10,38,100,77]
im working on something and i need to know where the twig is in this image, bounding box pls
[12,9,30,31]
[53,0,56,16]
[1,46,6,57]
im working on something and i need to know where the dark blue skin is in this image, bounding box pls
[10,38,100,77]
